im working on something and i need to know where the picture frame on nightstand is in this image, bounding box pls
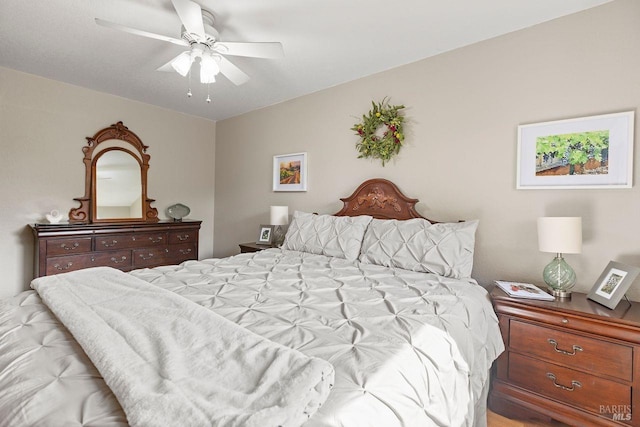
[256,224,275,245]
[587,260,640,309]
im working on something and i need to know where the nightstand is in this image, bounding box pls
[239,242,274,253]
[489,287,640,426]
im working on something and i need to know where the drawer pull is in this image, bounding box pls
[101,240,118,247]
[60,242,80,251]
[54,262,73,271]
[548,338,583,356]
[546,372,581,391]
[177,234,189,241]
[110,256,127,264]
[148,236,163,243]
[179,248,192,255]
[139,253,154,260]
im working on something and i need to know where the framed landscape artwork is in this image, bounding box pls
[273,152,307,192]
[517,111,634,189]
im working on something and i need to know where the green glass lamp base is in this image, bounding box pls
[543,254,576,298]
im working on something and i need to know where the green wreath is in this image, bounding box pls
[351,98,405,166]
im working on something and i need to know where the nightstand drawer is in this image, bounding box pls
[509,352,631,415]
[509,319,633,381]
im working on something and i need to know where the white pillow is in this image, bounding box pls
[282,211,373,261]
[359,218,479,278]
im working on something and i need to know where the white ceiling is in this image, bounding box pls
[0,0,612,121]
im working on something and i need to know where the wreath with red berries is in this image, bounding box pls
[351,98,405,166]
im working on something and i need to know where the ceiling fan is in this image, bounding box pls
[95,0,284,88]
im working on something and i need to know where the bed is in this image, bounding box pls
[0,179,504,427]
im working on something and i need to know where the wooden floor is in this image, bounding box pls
[487,410,568,427]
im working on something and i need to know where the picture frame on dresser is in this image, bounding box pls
[587,261,640,309]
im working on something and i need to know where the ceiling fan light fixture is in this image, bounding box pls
[171,51,194,76]
[95,0,282,89]
[200,53,220,84]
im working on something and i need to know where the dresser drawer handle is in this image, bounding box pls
[548,339,582,356]
[60,242,80,251]
[101,240,118,247]
[149,236,163,243]
[176,234,190,241]
[546,373,581,391]
[179,248,192,255]
[54,262,73,271]
[139,253,154,260]
[110,256,127,264]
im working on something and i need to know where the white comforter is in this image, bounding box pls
[30,267,334,427]
[0,249,504,427]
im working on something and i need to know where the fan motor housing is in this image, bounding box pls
[181,9,218,45]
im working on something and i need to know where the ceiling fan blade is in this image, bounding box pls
[171,0,206,40]
[95,18,189,47]
[218,56,250,86]
[214,42,284,59]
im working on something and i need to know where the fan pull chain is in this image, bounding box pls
[206,84,211,103]
[187,68,193,98]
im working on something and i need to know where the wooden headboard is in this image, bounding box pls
[334,178,435,222]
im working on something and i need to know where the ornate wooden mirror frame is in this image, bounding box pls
[69,121,158,223]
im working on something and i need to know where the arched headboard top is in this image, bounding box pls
[334,178,435,222]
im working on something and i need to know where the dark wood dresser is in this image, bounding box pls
[489,287,640,426]
[31,220,201,277]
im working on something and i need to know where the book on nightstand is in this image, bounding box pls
[494,280,555,301]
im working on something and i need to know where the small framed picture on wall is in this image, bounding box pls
[273,152,307,192]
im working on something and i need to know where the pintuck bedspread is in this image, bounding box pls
[0,249,504,427]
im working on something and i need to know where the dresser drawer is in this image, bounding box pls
[165,243,197,264]
[132,247,170,268]
[510,319,633,381]
[508,352,631,415]
[94,232,168,250]
[168,230,197,245]
[45,250,132,275]
[46,237,92,256]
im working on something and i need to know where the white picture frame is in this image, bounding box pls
[517,111,634,189]
[273,152,307,192]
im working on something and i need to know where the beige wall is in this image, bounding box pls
[0,67,216,298]
[215,1,640,299]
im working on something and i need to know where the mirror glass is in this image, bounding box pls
[95,150,142,219]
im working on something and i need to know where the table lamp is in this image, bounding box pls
[537,217,582,298]
[270,206,289,247]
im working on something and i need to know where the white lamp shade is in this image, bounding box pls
[270,206,289,226]
[537,217,582,254]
